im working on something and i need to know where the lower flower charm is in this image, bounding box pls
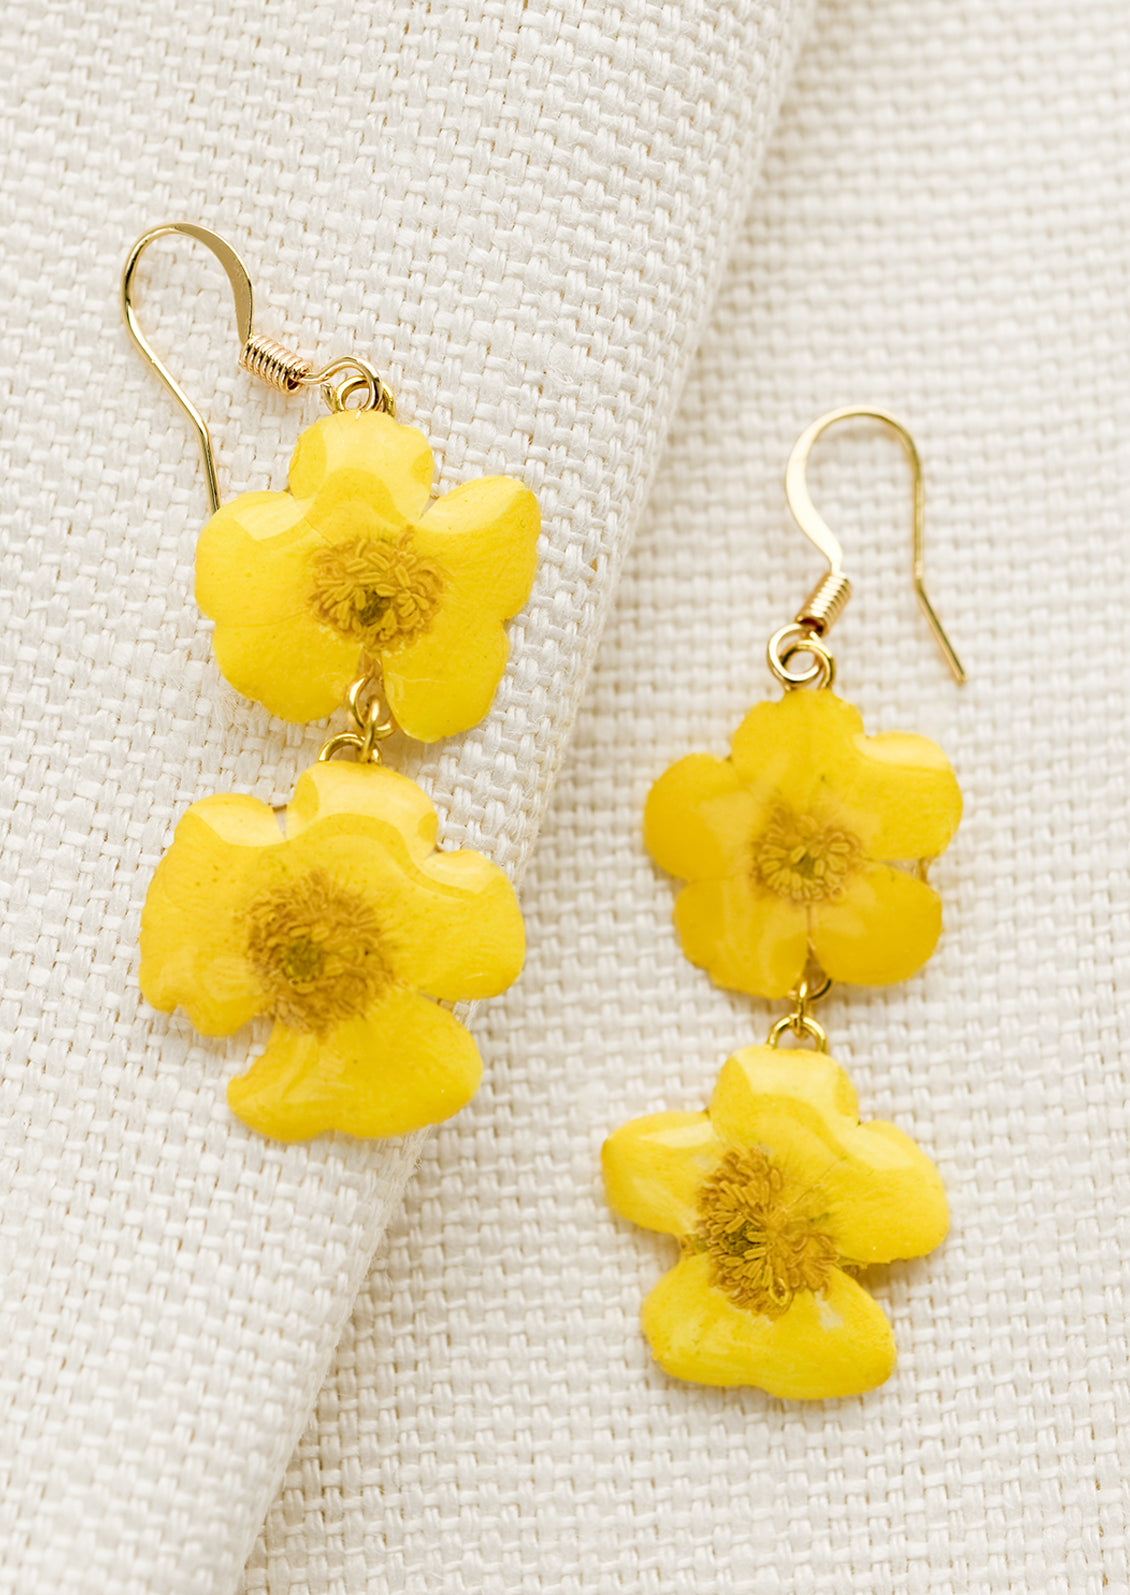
[602,1046,948,1399]
[140,760,525,1141]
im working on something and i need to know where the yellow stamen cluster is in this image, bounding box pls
[695,1148,839,1317]
[310,534,445,649]
[752,807,862,904]
[246,869,394,1033]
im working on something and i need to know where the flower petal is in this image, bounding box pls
[211,614,361,722]
[602,1112,724,1236]
[139,794,284,1034]
[285,760,439,854]
[673,876,807,998]
[381,605,509,742]
[837,729,962,861]
[644,754,766,880]
[811,863,942,986]
[413,475,540,621]
[729,690,961,864]
[287,410,434,522]
[710,1047,948,1266]
[377,473,538,740]
[729,690,868,817]
[284,762,524,999]
[225,986,482,1141]
[641,1253,896,1398]
[197,501,362,721]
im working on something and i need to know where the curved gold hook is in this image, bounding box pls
[784,405,966,684]
[122,223,256,514]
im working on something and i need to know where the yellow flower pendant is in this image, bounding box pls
[195,408,540,740]
[645,688,962,998]
[140,760,525,1141]
[603,1046,948,1398]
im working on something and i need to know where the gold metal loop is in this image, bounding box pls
[318,673,397,764]
[346,673,396,738]
[792,973,833,1009]
[122,222,396,514]
[765,970,833,1051]
[766,1014,829,1053]
[767,623,836,690]
[781,405,966,684]
[309,359,396,417]
[318,731,375,764]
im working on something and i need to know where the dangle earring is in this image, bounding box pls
[122,223,539,1142]
[603,408,964,1399]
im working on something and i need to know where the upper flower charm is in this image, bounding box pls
[139,760,525,1141]
[603,1045,948,1398]
[195,409,540,741]
[644,689,962,997]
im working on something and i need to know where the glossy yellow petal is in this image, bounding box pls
[729,690,868,819]
[602,1112,724,1235]
[413,475,540,620]
[287,409,434,522]
[641,1253,896,1397]
[285,760,438,853]
[829,1121,949,1265]
[195,490,310,604]
[381,603,509,742]
[644,754,766,880]
[284,762,525,999]
[197,495,362,720]
[673,876,808,998]
[835,729,962,861]
[213,614,361,722]
[373,473,537,740]
[709,1047,949,1266]
[811,863,942,986]
[139,794,284,1034]
[728,689,962,863]
[226,986,482,1141]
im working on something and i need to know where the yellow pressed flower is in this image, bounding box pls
[644,689,962,997]
[602,1046,947,1398]
[194,409,540,740]
[139,760,525,1141]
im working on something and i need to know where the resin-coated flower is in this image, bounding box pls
[603,1046,947,1398]
[195,409,540,740]
[644,689,961,997]
[140,761,524,1141]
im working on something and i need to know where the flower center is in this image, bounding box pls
[695,1148,839,1318]
[751,807,862,904]
[246,869,394,1034]
[310,534,445,649]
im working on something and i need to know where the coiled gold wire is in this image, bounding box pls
[239,333,312,391]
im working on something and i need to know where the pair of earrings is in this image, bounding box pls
[124,228,962,1402]
[604,408,965,1399]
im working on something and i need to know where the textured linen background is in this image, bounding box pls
[243,0,1130,1590]
[0,3,811,1593]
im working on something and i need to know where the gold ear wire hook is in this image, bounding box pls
[782,405,966,684]
[122,223,257,514]
[122,222,394,514]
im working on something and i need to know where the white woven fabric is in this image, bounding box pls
[242,0,1130,1590]
[0,2,810,1591]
